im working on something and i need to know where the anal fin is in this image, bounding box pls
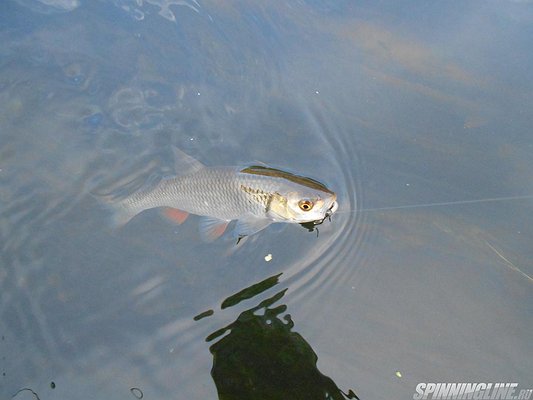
[162,207,189,225]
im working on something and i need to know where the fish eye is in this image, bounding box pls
[298,200,314,211]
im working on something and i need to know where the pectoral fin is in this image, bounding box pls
[234,217,273,238]
[199,216,230,242]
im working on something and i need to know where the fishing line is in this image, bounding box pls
[335,194,533,214]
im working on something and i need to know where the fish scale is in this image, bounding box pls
[120,167,280,221]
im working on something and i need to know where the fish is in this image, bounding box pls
[103,148,338,241]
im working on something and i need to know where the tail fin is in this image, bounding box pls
[91,191,141,228]
[108,202,140,228]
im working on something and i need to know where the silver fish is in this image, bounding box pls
[106,148,338,240]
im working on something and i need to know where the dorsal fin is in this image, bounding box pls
[172,147,205,175]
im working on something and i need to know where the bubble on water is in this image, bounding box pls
[11,388,41,399]
[132,8,144,20]
[108,86,172,130]
[130,387,144,399]
[71,75,85,86]
[84,113,104,128]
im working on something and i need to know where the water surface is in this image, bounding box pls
[1,1,532,399]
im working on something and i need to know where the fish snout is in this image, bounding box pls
[326,200,338,217]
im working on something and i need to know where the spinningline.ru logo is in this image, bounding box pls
[413,383,532,400]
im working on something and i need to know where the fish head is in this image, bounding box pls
[240,165,338,225]
[269,189,338,224]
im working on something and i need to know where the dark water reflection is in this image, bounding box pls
[2,0,532,399]
[206,274,358,400]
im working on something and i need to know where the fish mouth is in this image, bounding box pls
[327,200,338,216]
[299,201,338,232]
[321,200,338,220]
